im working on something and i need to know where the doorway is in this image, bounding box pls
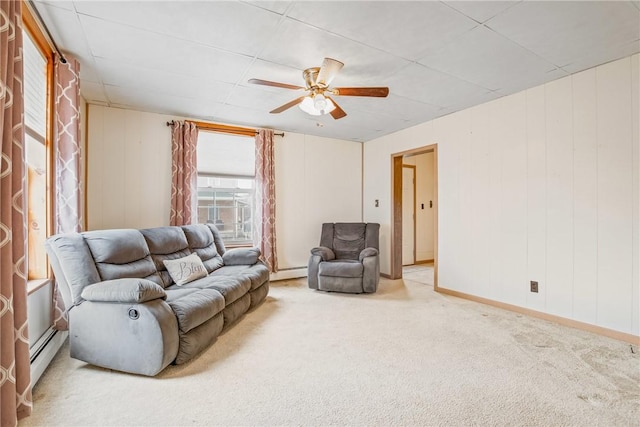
[402,165,415,266]
[391,145,438,287]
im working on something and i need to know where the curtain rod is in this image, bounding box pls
[166,120,285,137]
[27,0,67,63]
[166,120,284,137]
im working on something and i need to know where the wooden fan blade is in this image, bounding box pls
[327,96,347,120]
[270,96,306,114]
[332,87,389,97]
[248,78,304,91]
[316,58,344,86]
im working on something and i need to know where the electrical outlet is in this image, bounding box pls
[530,281,539,293]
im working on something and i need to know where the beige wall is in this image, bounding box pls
[275,132,362,271]
[86,105,363,273]
[364,54,639,336]
[87,106,173,229]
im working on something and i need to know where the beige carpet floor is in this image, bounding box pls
[22,276,639,426]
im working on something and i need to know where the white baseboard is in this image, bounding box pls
[270,267,307,281]
[31,330,68,385]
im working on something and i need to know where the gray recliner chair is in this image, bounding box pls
[308,222,380,293]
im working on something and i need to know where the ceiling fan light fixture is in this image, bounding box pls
[313,93,328,111]
[299,94,336,116]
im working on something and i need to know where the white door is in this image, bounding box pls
[402,166,415,266]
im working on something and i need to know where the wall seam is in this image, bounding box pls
[595,66,599,327]
[570,74,575,319]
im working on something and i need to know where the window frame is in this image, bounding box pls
[195,127,256,248]
[22,1,55,289]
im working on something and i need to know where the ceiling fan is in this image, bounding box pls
[248,58,389,120]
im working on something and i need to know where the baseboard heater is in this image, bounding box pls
[270,266,307,281]
[30,328,68,385]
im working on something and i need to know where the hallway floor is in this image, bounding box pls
[402,262,434,286]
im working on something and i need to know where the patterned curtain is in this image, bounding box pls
[254,129,278,272]
[170,121,198,226]
[52,53,82,331]
[0,1,33,424]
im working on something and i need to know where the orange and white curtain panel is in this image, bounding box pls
[0,1,33,424]
[52,53,82,331]
[170,121,198,226]
[254,129,278,272]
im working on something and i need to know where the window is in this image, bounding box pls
[22,25,51,280]
[197,132,255,246]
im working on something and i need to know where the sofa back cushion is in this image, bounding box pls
[140,226,192,287]
[181,224,224,273]
[332,223,366,260]
[205,223,226,255]
[45,233,102,307]
[320,223,380,260]
[83,229,163,286]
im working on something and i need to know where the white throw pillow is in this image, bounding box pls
[163,253,207,286]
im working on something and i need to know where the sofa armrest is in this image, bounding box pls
[222,247,261,265]
[359,247,379,262]
[311,246,335,261]
[80,278,166,303]
[69,298,179,376]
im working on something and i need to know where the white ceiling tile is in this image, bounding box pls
[418,25,563,92]
[74,1,281,57]
[444,1,519,23]
[209,103,294,131]
[33,3,100,82]
[334,109,411,133]
[486,1,640,69]
[242,1,292,15]
[258,18,410,86]
[334,94,442,123]
[106,85,224,120]
[94,58,235,104]
[79,81,107,103]
[79,15,254,84]
[387,63,494,109]
[35,1,75,11]
[286,1,478,61]
[560,39,640,74]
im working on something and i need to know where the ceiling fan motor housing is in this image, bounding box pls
[303,67,323,92]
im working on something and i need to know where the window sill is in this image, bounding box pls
[27,278,52,295]
[225,244,253,249]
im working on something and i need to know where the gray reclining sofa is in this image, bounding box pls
[45,223,269,376]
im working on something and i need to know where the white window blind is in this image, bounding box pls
[197,132,255,178]
[23,31,47,138]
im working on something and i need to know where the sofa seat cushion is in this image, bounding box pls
[319,260,363,278]
[168,275,251,306]
[210,264,269,290]
[165,288,224,333]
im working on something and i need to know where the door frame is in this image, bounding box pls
[401,164,416,266]
[390,144,438,289]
